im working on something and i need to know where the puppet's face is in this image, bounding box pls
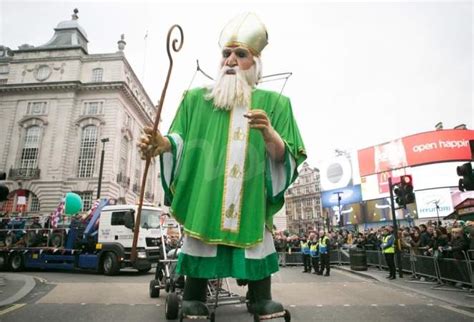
[220,46,254,72]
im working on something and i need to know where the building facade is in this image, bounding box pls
[0,10,163,216]
[285,162,323,235]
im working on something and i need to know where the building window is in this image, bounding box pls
[20,126,41,171]
[0,64,9,74]
[92,68,103,82]
[30,193,40,212]
[76,191,93,211]
[119,137,129,178]
[77,125,97,178]
[82,101,103,115]
[134,152,141,193]
[27,102,47,115]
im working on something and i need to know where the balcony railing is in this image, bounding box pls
[116,173,130,188]
[9,168,40,180]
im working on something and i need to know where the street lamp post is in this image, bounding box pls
[333,191,343,229]
[388,176,403,278]
[434,200,441,226]
[97,137,109,199]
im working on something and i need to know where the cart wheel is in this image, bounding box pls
[284,309,291,322]
[253,313,260,322]
[0,253,8,271]
[165,293,180,320]
[246,301,251,313]
[149,279,161,298]
[9,252,23,272]
[169,280,176,293]
[209,312,215,322]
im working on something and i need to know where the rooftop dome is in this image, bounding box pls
[56,18,88,39]
[34,8,89,53]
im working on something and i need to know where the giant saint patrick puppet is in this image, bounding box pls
[139,12,306,318]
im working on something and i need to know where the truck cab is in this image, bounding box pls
[96,204,163,274]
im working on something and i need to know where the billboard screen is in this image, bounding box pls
[358,130,474,177]
[321,185,362,208]
[323,202,364,226]
[415,188,454,219]
[363,198,418,223]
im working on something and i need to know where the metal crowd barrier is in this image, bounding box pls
[366,250,382,269]
[285,252,303,266]
[280,248,473,291]
[468,250,474,260]
[339,248,350,265]
[329,249,340,265]
[400,253,412,272]
[435,251,473,289]
[469,250,474,284]
[365,249,473,290]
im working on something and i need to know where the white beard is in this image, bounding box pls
[206,64,258,111]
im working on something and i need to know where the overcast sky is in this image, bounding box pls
[1,0,472,167]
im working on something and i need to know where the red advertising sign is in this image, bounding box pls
[358,129,474,177]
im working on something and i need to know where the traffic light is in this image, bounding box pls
[457,162,474,191]
[401,175,415,204]
[393,175,415,207]
[0,172,9,202]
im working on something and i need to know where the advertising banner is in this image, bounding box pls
[360,168,408,201]
[358,130,474,177]
[415,188,454,219]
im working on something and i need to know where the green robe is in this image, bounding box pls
[161,87,306,248]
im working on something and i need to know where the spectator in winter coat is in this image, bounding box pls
[448,228,469,260]
[419,225,434,256]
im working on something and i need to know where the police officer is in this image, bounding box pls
[309,232,320,274]
[300,235,311,273]
[381,226,396,280]
[318,230,330,276]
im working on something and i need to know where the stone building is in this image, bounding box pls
[0,10,163,216]
[285,162,323,235]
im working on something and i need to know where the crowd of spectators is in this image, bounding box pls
[274,220,474,288]
[274,220,474,259]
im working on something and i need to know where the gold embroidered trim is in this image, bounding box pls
[184,228,264,248]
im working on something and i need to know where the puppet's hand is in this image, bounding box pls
[245,109,285,162]
[244,109,273,140]
[137,126,171,160]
